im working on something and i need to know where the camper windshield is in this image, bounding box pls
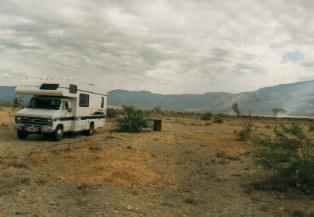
[29,98,61,110]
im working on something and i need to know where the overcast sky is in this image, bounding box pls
[0,0,314,94]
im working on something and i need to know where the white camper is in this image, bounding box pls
[15,81,107,141]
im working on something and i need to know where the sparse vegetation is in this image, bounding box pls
[254,123,314,190]
[238,122,253,140]
[308,122,314,132]
[201,112,213,121]
[1,107,314,216]
[265,124,272,129]
[152,106,162,114]
[106,108,119,119]
[238,112,253,140]
[213,117,223,123]
[116,106,151,133]
[272,107,287,117]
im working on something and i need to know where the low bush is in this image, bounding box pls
[152,106,162,115]
[213,117,223,123]
[308,122,314,132]
[201,112,213,121]
[106,108,119,119]
[238,123,253,140]
[265,124,272,129]
[254,123,314,189]
[116,106,151,133]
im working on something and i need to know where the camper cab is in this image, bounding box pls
[15,82,107,141]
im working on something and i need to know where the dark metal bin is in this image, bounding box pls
[153,119,162,131]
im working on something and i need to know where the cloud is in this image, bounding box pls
[0,0,314,94]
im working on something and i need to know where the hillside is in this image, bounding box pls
[108,90,234,112]
[0,86,15,105]
[108,80,314,115]
[1,80,314,115]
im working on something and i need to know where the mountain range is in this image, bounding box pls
[1,80,314,115]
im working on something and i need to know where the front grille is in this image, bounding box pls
[17,116,52,127]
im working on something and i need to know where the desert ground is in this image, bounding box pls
[0,107,314,217]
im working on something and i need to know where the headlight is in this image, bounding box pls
[47,119,52,123]
[16,116,22,121]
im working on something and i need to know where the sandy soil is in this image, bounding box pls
[0,108,314,217]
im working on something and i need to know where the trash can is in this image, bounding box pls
[153,119,162,131]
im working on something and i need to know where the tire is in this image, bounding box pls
[53,125,64,141]
[85,123,94,136]
[17,130,29,140]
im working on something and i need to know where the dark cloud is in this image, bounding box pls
[302,62,314,68]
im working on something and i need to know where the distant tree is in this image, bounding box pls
[13,97,23,110]
[272,108,287,117]
[201,112,213,121]
[232,102,240,116]
[152,106,162,114]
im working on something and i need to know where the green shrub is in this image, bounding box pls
[309,122,314,132]
[265,124,272,129]
[201,112,213,121]
[213,117,223,123]
[152,106,162,114]
[116,106,150,133]
[238,123,253,140]
[254,123,314,186]
[271,107,287,117]
[106,108,119,119]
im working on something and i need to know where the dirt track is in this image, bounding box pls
[0,108,314,217]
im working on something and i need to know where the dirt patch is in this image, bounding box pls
[0,108,14,127]
[216,147,251,160]
[60,160,161,188]
[1,116,314,216]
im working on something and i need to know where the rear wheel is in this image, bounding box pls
[53,125,64,141]
[85,123,94,136]
[17,130,29,140]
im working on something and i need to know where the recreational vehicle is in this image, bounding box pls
[15,81,107,141]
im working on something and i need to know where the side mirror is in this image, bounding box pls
[65,101,72,113]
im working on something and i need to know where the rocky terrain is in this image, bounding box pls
[0,107,314,216]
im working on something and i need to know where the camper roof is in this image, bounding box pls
[15,81,106,97]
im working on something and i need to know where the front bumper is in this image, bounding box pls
[16,124,55,134]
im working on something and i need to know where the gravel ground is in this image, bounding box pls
[0,111,314,217]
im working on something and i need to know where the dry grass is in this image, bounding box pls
[61,160,161,187]
[1,111,314,216]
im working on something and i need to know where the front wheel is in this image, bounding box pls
[17,130,29,140]
[53,126,64,141]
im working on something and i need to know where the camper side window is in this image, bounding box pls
[79,94,89,107]
[101,97,104,108]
